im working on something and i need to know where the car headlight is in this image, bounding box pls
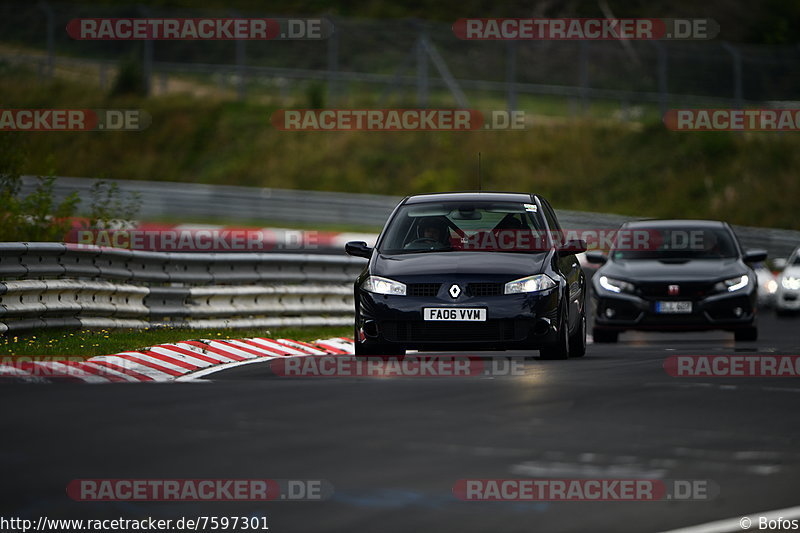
[361,276,406,296]
[598,276,635,294]
[715,274,749,293]
[767,279,778,294]
[504,274,556,294]
[782,276,800,290]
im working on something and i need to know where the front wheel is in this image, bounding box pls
[540,309,570,360]
[569,313,587,357]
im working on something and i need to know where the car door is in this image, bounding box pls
[540,198,584,331]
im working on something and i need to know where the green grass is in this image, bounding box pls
[0,326,352,359]
[3,61,800,230]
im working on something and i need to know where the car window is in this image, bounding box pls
[611,226,739,260]
[379,201,548,254]
[539,199,563,246]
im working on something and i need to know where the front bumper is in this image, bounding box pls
[356,288,561,351]
[592,288,756,332]
[776,287,800,311]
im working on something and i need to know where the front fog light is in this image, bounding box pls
[733,307,743,317]
[605,308,616,318]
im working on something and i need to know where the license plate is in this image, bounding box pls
[655,301,692,314]
[423,308,487,321]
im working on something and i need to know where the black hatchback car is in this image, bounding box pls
[344,192,587,359]
[587,219,767,342]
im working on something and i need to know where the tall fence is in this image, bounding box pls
[0,243,366,333]
[2,2,800,112]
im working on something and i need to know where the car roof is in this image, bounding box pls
[403,192,534,204]
[622,219,728,229]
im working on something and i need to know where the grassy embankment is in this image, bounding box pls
[2,62,799,231]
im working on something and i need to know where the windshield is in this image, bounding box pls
[611,226,739,260]
[379,201,548,254]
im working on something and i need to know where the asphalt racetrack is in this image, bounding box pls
[2,313,800,533]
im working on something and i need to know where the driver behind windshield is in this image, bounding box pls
[409,216,451,248]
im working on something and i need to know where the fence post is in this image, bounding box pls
[37,1,55,79]
[99,63,107,90]
[231,10,246,101]
[327,17,339,106]
[579,40,589,114]
[722,42,743,107]
[653,41,668,117]
[416,24,429,108]
[506,41,517,113]
[139,6,153,96]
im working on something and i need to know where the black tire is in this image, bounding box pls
[734,326,758,342]
[592,328,619,343]
[569,313,587,357]
[540,308,570,360]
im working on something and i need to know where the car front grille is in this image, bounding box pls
[637,282,715,300]
[380,320,527,343]
[407,283,441,297]
[467,283,503,297]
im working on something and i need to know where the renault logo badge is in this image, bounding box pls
[449,284,461,298]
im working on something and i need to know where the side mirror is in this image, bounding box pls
[558,239,587,257]
[585,250,608,264]
[345,241,372,259]
[743,249,768,264]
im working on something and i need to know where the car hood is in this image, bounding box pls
[599,258,746,283]
[372,251,550,279]
[781,266,800,278]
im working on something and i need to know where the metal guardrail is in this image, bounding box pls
[21,175,398,228]
[0,243,366,333]
[21,176,800,259]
